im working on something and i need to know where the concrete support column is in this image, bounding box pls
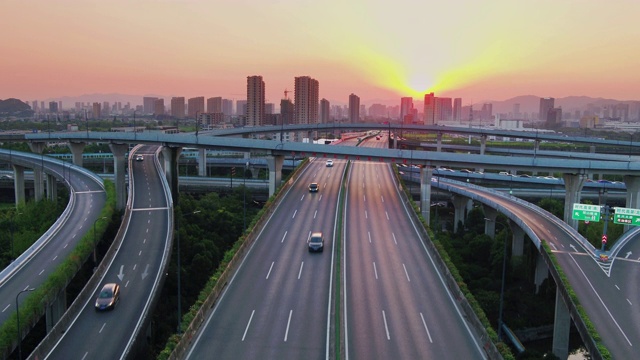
[28,142,46,202]
[68,141,86,167]
[393,135,398,149]
[419,167,433,225]
[510,221,525,257]
[436,133,443,152]
[12,164,25,205]
[552,289,571,360]
[480,135,487,155]
[483,206,497,238]
[250,166,259,179]
[266,155,284,197]
[452,195,469,233]
[162,146,182,205]
[198,148,207,177]
[109,143,129,211]
[562,173,587,229]
[46,173,57,201]
[45,290,67,333]
[534,252,549,293]
[534,140,541,154]
[623,175,640,232]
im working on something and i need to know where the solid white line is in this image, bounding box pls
[281,231,288,243]
[403,263,410,282]
[266,262,275,279]
[373,262,378,279]
[568,253,633,346]
[284,310,293,342]
[292,210,297,219]
[242,310,255,341]
[298,262,304,279]
[382,310,390,340]
[420,313,434,343]
[392,233,397,245]
[368,231,372,243]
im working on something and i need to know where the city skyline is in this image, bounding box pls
[2,0,640,104]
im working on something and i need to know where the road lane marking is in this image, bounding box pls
[627,299,632,305]
[382,310,390,340]
[314,210,317,219]
[39,269,45,275]
[364,195,366,202]
[381,195,384,203]
[300,195,305,201]
[373,262,378,279]
[281,231,288,243]
[242,310,255,341]
[133,264,137,271]
[266,262,275,279]
[549,243,557,251]
[403,264,410,282]
[385,211,389,220]
[99,323,106,333]
[392,233,398,245]
[368,232,372,243]
[292,210,297,219]
[52,256,58,261]
[82,352,88,360]
[2,304,9,312]
[615,285,620,290]
[284,310,293,342]
[420,313,434,343]
[298,262,304,279]
[365,210,368,219]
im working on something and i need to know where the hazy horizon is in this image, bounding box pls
[3,0,640,104]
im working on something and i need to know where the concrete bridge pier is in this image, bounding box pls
[68,141,86,167]
[46,173,57,201]
[510,222,525,257]
[28,141,46,201]
[534,252,549,293]
[162,146,182,205]
[109,143,129,211]
[266,155,284,197]
[419,167,433,225]
[12,164,26,205]
[552,289,571,360]
[436,133,443,152]
[623,175,640,231]
[198,148,207,177]
[478,135,487,173]
[483,206,498,238]
[45,290,67,333]
[452,195,470,233]
[562,173,586,230]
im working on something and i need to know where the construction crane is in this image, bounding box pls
[284,89,291,100]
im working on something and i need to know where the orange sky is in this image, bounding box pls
[2,0,640,105]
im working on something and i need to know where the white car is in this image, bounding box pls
[135,154,144,161]
[326,160,333,167]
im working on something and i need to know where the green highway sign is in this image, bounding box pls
[572,203,601,222]
[613,207,640,226]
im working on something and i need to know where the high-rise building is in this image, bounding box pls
[154,99,165,116]
[481,103,493,121]
[32,101,38,111]
[58,101,63,111]
[222,99,233,117]
[49,101,58,113]
[207,97,223,113]
[539,97,555,121]
[103,102,110,115]
[92,102,101,119]
[143,97,158,114]
[453,98,462,121]
[349,93,360,124]
[40,101,44,111]
[400,97,413,123]
[368,104,387,119]
[424,92,436,125]
[246,75,265,127]
[171,97,185,119]
[513,103,521,119]
[187,97,205,118]
[280,98,294,126]
[319,98,330,123]
[294,76,319,124]
[236,100,247,116]
[547,107,562,128]
[436,97,452,122]
[265,103,275,115]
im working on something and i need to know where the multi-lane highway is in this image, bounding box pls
[0,150,106,327]
[185,156,341,359]
[44,145,173,359]
[344,137,486,359]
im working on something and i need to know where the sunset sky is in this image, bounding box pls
[2,0,640,105]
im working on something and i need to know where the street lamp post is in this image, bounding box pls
[93,217,107,264]
[176,210,201,334]
[16,288,35,360]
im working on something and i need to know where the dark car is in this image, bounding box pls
[95,283,120,311]
[309,183,319,192]
[308,232,324,252]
